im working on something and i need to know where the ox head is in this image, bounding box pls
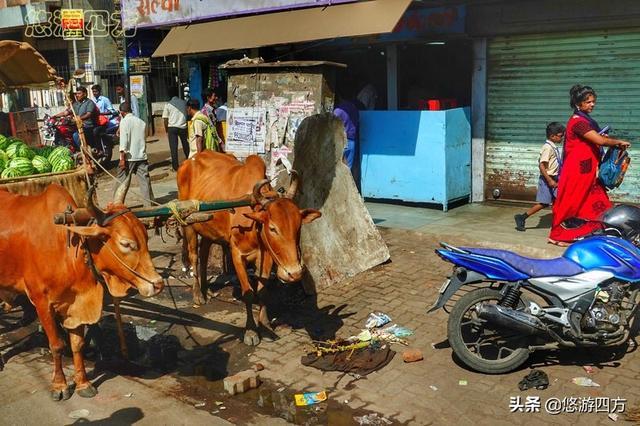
[244,172,321,282]
[60,187,164,298]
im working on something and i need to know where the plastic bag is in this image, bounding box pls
[382,324,413,338]
[365,312,391,329]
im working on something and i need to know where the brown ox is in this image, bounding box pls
[177,151,321,345]
[0,184,163,400]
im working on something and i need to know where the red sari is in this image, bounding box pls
[549,114,611,242]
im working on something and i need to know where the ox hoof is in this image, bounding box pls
[50,386,72,401]
[192,292,206,306]
[77,384,98,398]
[243,330,261,346]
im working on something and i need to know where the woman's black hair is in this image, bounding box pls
[570,84,596,109]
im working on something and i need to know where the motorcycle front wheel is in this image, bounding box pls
[448,287,531,374]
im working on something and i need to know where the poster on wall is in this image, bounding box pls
[226,107,267,155]
[130,75,144,98]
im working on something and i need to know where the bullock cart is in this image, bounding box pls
[0,166,90,207]
[0,41,92,206]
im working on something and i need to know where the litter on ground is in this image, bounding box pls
[68,409,90,419]
[294,391,328,406]
[365,312,391,329]
[572,377,600,387]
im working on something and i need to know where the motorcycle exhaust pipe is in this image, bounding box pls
[476,303,546,335]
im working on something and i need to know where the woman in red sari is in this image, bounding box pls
[549,85,631,245]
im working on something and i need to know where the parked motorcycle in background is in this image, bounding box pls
[41,113,77,152]
[94,110,119,169]
[429,205,640,374]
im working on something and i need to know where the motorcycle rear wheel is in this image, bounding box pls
[448,287,531,374]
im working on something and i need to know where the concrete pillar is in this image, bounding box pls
[471,38,487,202]
[386,44,398,110]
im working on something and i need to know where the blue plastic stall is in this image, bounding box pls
[359,108,471,211]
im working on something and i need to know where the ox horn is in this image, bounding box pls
[285,170,300,199]
[114,172,132,206]
[252,179,271,207]
[86,185,107,226]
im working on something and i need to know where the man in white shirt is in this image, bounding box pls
[114,102,155,207]
[115,81,139,118]
[162,89,189,171]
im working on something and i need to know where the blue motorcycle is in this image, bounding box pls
[429,205,640,373]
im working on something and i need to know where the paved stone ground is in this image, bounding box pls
[248,227,640,425]
[1,137,639,424]
[3,226,638,425]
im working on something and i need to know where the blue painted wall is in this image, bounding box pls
[360,108,471,209]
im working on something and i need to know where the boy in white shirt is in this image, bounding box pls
[514,122,565,231]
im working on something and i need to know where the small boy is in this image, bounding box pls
[514,122,565,232]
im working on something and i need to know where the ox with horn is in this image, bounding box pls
[252,170,300,207]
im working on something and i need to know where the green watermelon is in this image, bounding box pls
[9,157,35,176]
[0,150,7,170]
[1,167,21,179]
[15,144,35,160]
[51,155,74,173]
[48,146,72,166]
[5,142,24,159]
[32,155,52,174]
[0,135,10,151]
[36,146,55,158]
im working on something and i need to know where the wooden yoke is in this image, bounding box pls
[53,196,254,228]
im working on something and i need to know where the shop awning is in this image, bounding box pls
[152,0,412,57]
[0,41,59,91]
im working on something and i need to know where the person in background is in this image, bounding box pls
[186,99,209,158]
[514,122,565,231]
[92,84,116,118]
[114,102,154,207]
[91,84,115,154]
[357,83,378,110]
[54,86,97,151]
[115,81,139,118]
[334,93,359,170]
[214,91,228,147]
[201,87,219,124]
[162,88,189,171]
[549,84,631,245]
[201,87,224,150]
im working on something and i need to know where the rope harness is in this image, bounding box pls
[166,200,201,226]
[253,200,297,279]
[74,216,158,288]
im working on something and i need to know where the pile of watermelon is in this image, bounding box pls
[0,135,75,180]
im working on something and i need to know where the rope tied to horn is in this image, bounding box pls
[167,200,201,226]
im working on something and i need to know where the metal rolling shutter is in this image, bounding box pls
[486,29,640,202]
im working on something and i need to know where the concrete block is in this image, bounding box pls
[223,369,261,395]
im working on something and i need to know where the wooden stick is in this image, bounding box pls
[60,80,94,175]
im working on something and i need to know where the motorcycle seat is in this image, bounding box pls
[461,247,584,278]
